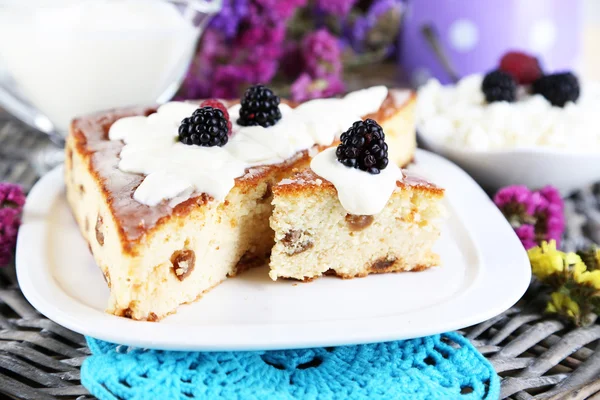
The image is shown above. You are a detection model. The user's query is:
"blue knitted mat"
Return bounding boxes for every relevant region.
[82,332,499,400]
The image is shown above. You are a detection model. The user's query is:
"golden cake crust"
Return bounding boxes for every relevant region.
[273,168,444,199]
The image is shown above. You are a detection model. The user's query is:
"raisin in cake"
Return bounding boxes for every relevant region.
[65,86,416,320]
[269,119,445,281]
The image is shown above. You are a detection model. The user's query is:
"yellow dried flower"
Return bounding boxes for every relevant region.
[565,252,586,272]
[546,292,581,319]
[528,241,565,280]
[529,241,600,326]
[577,246,600,272]
[574,270,600,290]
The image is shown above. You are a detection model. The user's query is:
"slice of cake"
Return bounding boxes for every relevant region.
[368,89,416,167]
[66,85,416,320]
[269,119,445,281]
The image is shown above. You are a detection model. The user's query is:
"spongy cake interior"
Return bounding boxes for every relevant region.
[269,170,445,281]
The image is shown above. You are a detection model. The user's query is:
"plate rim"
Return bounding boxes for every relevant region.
[16,149,531,351]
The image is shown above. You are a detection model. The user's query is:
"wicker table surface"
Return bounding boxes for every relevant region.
[1,111,599,400]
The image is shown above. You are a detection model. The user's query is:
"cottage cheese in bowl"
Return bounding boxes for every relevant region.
[416,75,600,194]
[417,74,600,152]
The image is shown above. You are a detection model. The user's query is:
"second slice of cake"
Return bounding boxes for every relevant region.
[269,119,445,281]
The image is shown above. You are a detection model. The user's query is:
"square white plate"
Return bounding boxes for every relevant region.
[16,149,530,351]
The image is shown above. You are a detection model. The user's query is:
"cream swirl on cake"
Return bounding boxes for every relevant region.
[310,148,402,215]
[310,118,402,216]
[109,102,247,206]
[109,86,389,206]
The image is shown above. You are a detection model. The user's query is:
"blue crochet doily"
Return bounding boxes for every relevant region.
[82,332,499,400]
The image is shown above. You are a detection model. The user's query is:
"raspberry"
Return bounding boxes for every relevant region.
[200,99,232,134]
[178,107,229,147]
[499,51,543,85]
[237,85,282,128]
[481,70,517,103]
[532,72,580,107]
[336,119,389,174]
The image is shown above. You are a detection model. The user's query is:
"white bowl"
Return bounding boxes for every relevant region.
[418,134,600,195]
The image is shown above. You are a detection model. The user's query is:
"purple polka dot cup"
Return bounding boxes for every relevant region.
[400,0,583,86]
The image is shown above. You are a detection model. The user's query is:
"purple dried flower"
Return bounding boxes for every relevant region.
[248,0,307,24]
[0,183,25,209]
[494,185,532,208]
[545,213,565,244]
[211,58,278,99]
[349,17,369,51]
[515,224,537,250]
[539,186,564,211]
[209,0,249,38]
[348,0,403,53]
[179,0,351,99]
[180,19,286,99]
[494,185,565,250]
[236,23,286,60]
[280,43,304,78]
[179,30,228,99]
[0,183,25,267]
[493,185,537,221]
[212,65,253,99]
[315,0,357,17]
[534,186,565,247]
[301,29,342,78]
[229,23,285,85]
[291,73,344,102]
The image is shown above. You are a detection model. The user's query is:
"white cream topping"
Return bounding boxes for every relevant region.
[417,74,600,151]
[109,102,247,206]
[226,103,316,165]
[343,85,389,116]
[109,86,389,206]
[310,148,403,215]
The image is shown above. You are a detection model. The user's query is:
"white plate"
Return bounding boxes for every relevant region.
[16,149,530,351]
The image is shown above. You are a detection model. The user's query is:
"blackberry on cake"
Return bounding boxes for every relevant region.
[532,72,580,107]
[336,119,389,174]
[178,106,229,147]
[200,99,232,134]
[482,70,517,103]
[237,84,282,127]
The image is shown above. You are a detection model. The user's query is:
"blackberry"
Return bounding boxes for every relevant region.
[336,119,389,174]
[178,107,229,147]
[532,72,580,107]
[200,99,232,134]
[481,70,517,103]
[237,84,282,127]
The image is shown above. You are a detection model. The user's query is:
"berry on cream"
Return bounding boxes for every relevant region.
[310,119,403,215]
[110,86,390,207]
